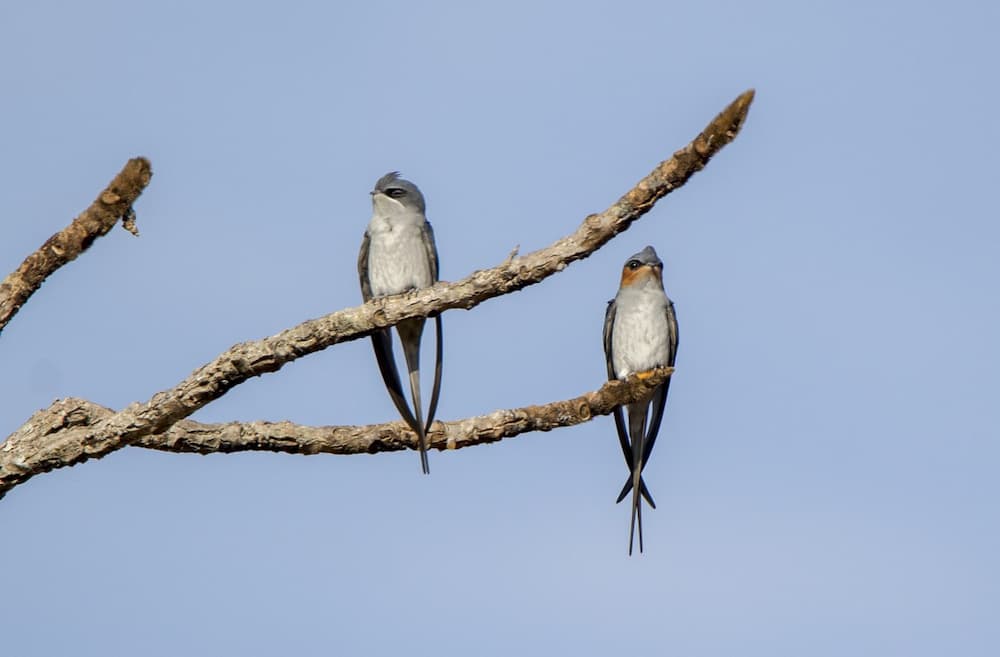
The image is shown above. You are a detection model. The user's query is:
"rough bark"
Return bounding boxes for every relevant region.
[0,157,152,334]
[0,90,754,500]
[0,369,669,493]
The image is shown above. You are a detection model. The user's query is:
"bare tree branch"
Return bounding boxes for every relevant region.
[1,369,671,494]
[1,89,753,500]
[0,157,153,334]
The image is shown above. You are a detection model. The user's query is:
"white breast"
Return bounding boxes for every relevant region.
[611,286,671,379]
[366,212,434,297]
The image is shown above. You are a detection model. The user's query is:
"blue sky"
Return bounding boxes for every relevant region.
[1,1,997,655]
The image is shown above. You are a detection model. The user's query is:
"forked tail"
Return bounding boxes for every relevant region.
[626,402,648,555]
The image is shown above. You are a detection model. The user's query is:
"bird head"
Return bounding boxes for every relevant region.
[619,245,664,288]
[370,171,426,215]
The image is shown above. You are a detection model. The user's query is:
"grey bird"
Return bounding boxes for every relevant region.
[603,245,679,555]
[358,172,443,474]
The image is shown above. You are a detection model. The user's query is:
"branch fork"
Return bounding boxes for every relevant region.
[0,91,754,499]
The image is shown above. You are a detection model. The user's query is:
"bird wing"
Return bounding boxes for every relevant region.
[358,229,421,431]
[421,219,440,282]
[641,298,679,467]
[603,298,632,465]
[424,314,443,433]
[357,230,374,302]
[418,219,443,436]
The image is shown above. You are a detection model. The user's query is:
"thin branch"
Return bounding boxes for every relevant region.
[1,90,754,499]
[0,157,153,334]
[1,369,671,494]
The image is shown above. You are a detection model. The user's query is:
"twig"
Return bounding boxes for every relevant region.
[0,157,152,334]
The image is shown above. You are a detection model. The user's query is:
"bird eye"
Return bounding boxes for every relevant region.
[386,188,407,199]
[627,260,641,270]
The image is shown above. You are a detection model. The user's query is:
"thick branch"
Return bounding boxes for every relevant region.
[1,369,671,493]
[0,157,152,334]
[1,90,753,499]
